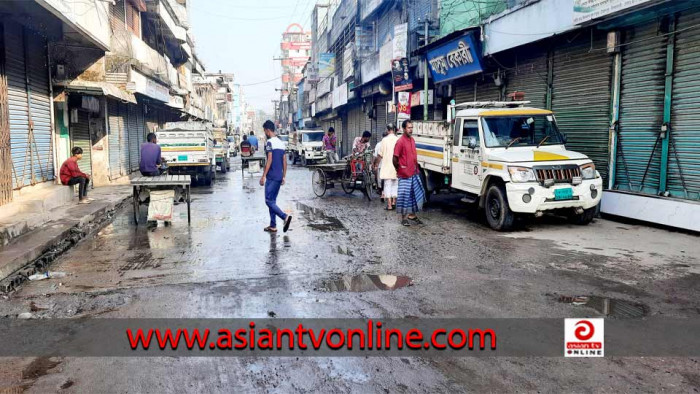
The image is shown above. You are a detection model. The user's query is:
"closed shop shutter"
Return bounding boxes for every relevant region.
[5,23,53,189]
[669,10,700,200]
[455,78,473,103]
[505,48,548,109]
[615,22,667,194]
[119,102,129,175]
[71,110,92,175]
[347,106,359,153]
[127,104,140,171]
[552,32,612,184]
[108,99,122,178]
[476,75,502,102]
[375,101,387,136]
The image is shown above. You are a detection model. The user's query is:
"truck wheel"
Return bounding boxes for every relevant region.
[204,171,213,186]
[301,155,308,166]
[569,206,597,225]
[484,184,515,231]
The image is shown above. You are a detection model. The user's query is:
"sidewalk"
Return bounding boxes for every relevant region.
[0,185,132,290]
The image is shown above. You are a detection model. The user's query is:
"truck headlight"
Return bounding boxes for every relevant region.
[508,167,536,183]
[580,163,596,179]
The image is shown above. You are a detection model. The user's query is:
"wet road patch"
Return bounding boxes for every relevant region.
[559,295,649,318]
[296,203,346,232]
[320,274,412,292]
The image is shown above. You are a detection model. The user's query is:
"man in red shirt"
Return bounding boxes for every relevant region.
[60,147,91,204]
[393,120,425,226]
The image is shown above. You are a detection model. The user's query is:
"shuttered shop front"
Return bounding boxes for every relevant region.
[108,99,126,178]
[71,110,92,175]
[127,104,141,172]
[669,10,700,200]
[505,48,548,109]
[551,32,612,183]
[4,22,53,189]
[614,22,667,195]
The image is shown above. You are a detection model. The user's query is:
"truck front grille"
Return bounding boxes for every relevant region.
[534,165,581,184]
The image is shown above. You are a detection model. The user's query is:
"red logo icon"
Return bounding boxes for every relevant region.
[574,320,595,341]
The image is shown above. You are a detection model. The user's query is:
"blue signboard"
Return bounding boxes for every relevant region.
[426,32,483,83]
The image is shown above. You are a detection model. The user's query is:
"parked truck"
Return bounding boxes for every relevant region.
[413,101,603,231]
[157,121,216,186]
[288,129,326,165]
[212,128,230,173]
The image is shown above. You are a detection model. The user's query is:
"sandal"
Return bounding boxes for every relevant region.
[264,226,278,232]
[409,217,423,225]
[283,215,293,233]
[401,219,410,227]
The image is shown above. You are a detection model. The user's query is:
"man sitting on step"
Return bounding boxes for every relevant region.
[59,147,92,204]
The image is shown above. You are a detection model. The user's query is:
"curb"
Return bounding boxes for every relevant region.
[0,195,131,293]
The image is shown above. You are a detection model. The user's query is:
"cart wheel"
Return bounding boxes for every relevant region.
[342,163,356,194]
[363,169,373,201]
[312,169,327,197]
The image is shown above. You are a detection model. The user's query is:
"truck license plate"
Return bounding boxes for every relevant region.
[178,155,188,161]
[554,187,573,200]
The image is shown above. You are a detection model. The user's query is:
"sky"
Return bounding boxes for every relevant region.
[189,0,317,114]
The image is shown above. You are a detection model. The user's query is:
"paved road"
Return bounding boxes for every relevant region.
[1,160,699,392]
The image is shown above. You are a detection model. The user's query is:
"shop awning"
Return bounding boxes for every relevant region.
[56,80,137,104]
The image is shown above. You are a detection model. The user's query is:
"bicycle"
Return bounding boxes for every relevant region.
[341,147,374,200]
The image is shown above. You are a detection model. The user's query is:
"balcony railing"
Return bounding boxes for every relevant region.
[131,34,170,85]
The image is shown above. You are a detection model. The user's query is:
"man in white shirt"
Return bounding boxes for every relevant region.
[375,123,399,210]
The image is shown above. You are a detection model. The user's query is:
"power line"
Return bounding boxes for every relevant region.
[238,76,281,86]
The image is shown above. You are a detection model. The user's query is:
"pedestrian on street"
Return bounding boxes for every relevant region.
[352,130,372,155]
[373,127,389,195]
[323,127,339,164]
[377,123,399,210]
[60,147,92,204]
[248,131,259,152]
[140,133,162,176]
[260,120,292,233]
[393,120,425,226]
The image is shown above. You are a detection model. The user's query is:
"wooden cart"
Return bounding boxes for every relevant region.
[131,175,192,224]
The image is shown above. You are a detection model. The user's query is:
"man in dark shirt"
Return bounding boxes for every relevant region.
[260,120,292,233]
[60,147,91,204]
[240,134,253,156]
[140,133,162,176]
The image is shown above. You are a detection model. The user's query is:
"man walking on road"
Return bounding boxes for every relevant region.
[376,123,399,210]
[260,120,292,233]
[393,120,425,226]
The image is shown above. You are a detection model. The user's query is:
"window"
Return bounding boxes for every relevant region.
[481,115,565,148]
[462,120,479,148]
[126,2,141,37]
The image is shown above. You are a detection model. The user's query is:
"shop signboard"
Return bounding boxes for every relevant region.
[397,92,411,123]
[426,32,482,84]
[319,53,336,78]
[573,0,654,24]
[392,57,412,92]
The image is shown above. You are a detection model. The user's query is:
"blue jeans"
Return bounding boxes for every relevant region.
[265,179,287,228]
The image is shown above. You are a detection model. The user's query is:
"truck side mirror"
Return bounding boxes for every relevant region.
[468,137,478,150]
[561,133,568,144]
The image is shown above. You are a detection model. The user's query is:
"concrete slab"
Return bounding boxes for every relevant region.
[0,186,131,282]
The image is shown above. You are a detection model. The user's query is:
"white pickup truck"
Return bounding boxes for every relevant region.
[413,101,603,231]
[157,121,216,186]
[288,129,326,165]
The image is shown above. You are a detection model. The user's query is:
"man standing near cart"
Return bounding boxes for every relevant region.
[393,120,425,226]
[260,120,292,233]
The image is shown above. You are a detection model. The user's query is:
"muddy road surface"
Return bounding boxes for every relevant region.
[1,160,699,392]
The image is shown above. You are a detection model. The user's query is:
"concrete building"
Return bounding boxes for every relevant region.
[279,23,311,130]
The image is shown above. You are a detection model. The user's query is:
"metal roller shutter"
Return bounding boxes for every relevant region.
[505,49,548,109]
[108,99,122,178]
[119,102,129,175]
[5,23,53,189]
[376,101,387,135]
[454,78,473,105]
[127,104,140,171]
[25,31,53,184]
[614,22,667,194]
[347,106,359,153]
[0,24,11,204]
[71,110,92,175]
[552,32,612,184]
[669,10,700,200]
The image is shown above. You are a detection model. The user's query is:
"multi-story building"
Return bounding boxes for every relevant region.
[279,23,311,130]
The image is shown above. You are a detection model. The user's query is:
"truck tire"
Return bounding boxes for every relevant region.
[204,170,213,186]
[569,205,597,225]
[484,184,515,231]
[301,154,308,166]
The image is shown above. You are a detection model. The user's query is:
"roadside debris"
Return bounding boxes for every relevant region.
[28,272,68,281]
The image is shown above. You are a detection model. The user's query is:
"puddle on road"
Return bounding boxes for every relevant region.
[321,274,412,292]
[559,295,648,318]
[22,357,62,379]
[296,203,346,232]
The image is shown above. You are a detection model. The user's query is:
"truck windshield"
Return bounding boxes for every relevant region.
[278,135,289,142]
[302,132,324,142]
[481,115,565,148]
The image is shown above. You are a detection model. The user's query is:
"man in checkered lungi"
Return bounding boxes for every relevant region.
[393,120,426,227]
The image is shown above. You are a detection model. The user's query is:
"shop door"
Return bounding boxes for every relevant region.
[551,32,613,184]
[669,10,700,200]
[615,22,667,195]
[127,104,140,172]
[5,22,53,189]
